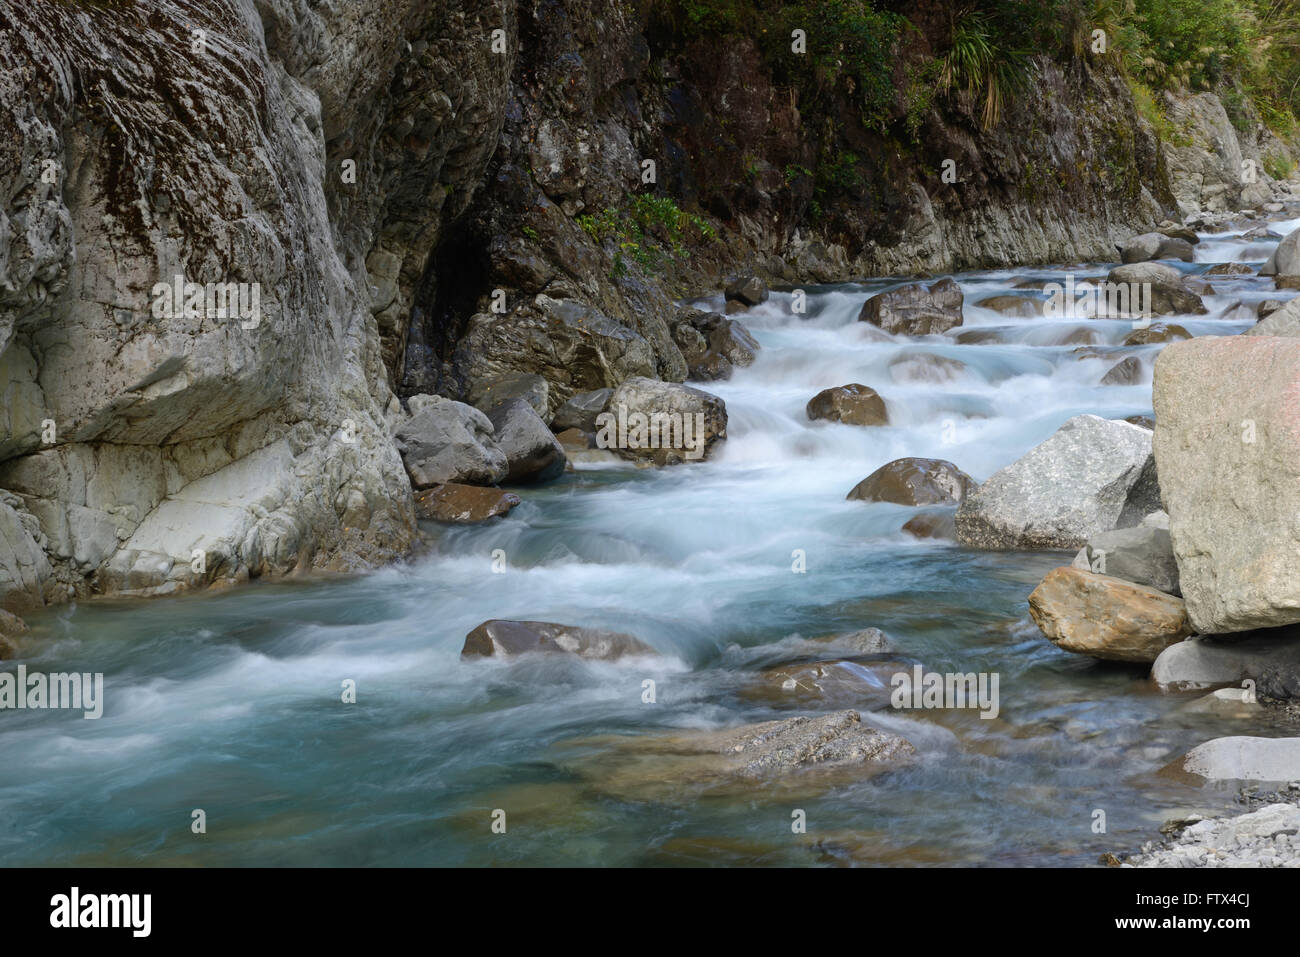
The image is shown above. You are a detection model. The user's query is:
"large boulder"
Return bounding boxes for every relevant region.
[1028,567,1193,663]
[597,377,727,464]
[0,497,53,612]
[1151,629,1300,697]
[462,620,656,660]
[1260,226,1300,282]
[395,395,508,488]
[467,373,549,419]
[1072,523,1180,596]
[806,384,888,426]
[858,279,964,336]
[1161,736,1300,785]
[847,458,974,506]
[1119,231,1195,264]
[724,275,769,307]
[955,415,1154,550]
[1154,337,1300,632]
[485,399,566,484]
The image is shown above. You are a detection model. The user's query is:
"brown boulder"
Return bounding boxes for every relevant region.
[847,458,975,506]
[806,384,888,426]
[902,510,957,539]
[858,279,964,336]
[1123,322,1191,346]
[1028,567,1193,663]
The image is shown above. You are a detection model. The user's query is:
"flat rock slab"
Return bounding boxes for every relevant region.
[413,484,520,523]
[1154,337,1300,632]
[1029,566,1193,663]
[1162,736,1300,785]
[462,619,655,660]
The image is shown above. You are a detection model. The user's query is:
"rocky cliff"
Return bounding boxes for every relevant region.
[0,0,1294,612]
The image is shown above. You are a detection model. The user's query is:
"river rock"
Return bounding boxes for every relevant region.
[670,308,759,381]
[1162,737,1300,785]
[1072,524,1180,596]
[1122,322,1190,346]
[847,458,975,506]
[974,295,1043,317]
[744,658,901,710]
[485,399,566,484]
[858,279,964,336]
[806,384,888,426]
[551,388,614,433]
[1256,298,1289,320]
[1243,295,1300,337]
[0,498,54,611]
[396,395,508,488]
[1154,337,1300,632]
[1101,356,1143,385]
[413,484,520,523]
[902,510,957,540]
[1028,566,1193,663]
[0,608,26,658]
[724,275,769,307]
[1260,226,1300,282]
[462,620,655,660]
[1119,231,1195,264]
[599,377,727,464]
[888,352,968,383]
[1126,802,1300,866]
[1204,262,1254,277]
[1106,263,1207,315]
[467,372,549,419]
[1151,629,1300,696]
[955,415,1154,550]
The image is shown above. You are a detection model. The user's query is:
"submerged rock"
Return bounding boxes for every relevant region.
[396,395,508,488]
[973,295,1043,317]
[806,384,888,426]
[462,620,655,660]
[847,458,974,506]
[956,415,1154,550]
[744,658,902,710]
[858,279,964,336]
[413,484,520,524]
[902,510,957,540]
[1028,566,1193,663]
[1154,337,1300,632]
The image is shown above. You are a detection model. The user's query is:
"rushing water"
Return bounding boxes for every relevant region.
[4,217,1300,867]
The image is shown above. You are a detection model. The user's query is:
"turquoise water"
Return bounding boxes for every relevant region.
[3,220,1298,866]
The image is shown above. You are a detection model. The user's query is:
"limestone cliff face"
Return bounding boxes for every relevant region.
[0,0,1293,611]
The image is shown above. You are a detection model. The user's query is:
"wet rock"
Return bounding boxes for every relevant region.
[1106,263,1208,316]
[1180,687,1262,719]
[396,395,509,489]
[1151,629,1300,695]
[1122,322,1190,346]
[599,377,727,464]
[462,620,655,660]
[565,710,915,802]
[847,458,975,506]
[485,399,566,484]
[902,510,957,540]
[974,295,1043,317]
[858,279,964,336]
[1161,737,1300,785]
[1101,356,1143,385]
[1260,226,1300,282]
[551,388,614,433]
[413,484,520,523]
[724,276,769,307]
[744,658,901,710]
[1154,337,1300,631]
[1119,231,1195,264]
[806,384,888,426]
[467,372,549,419]
[1028,567,1193,663]
[1126,802,1300,866]
[888,352,968,383]
[670,308,759,381]
[1072,524,1180,596]
[554,428,594,451]
[956,415,1154,550]
[1204,262,1254,277]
